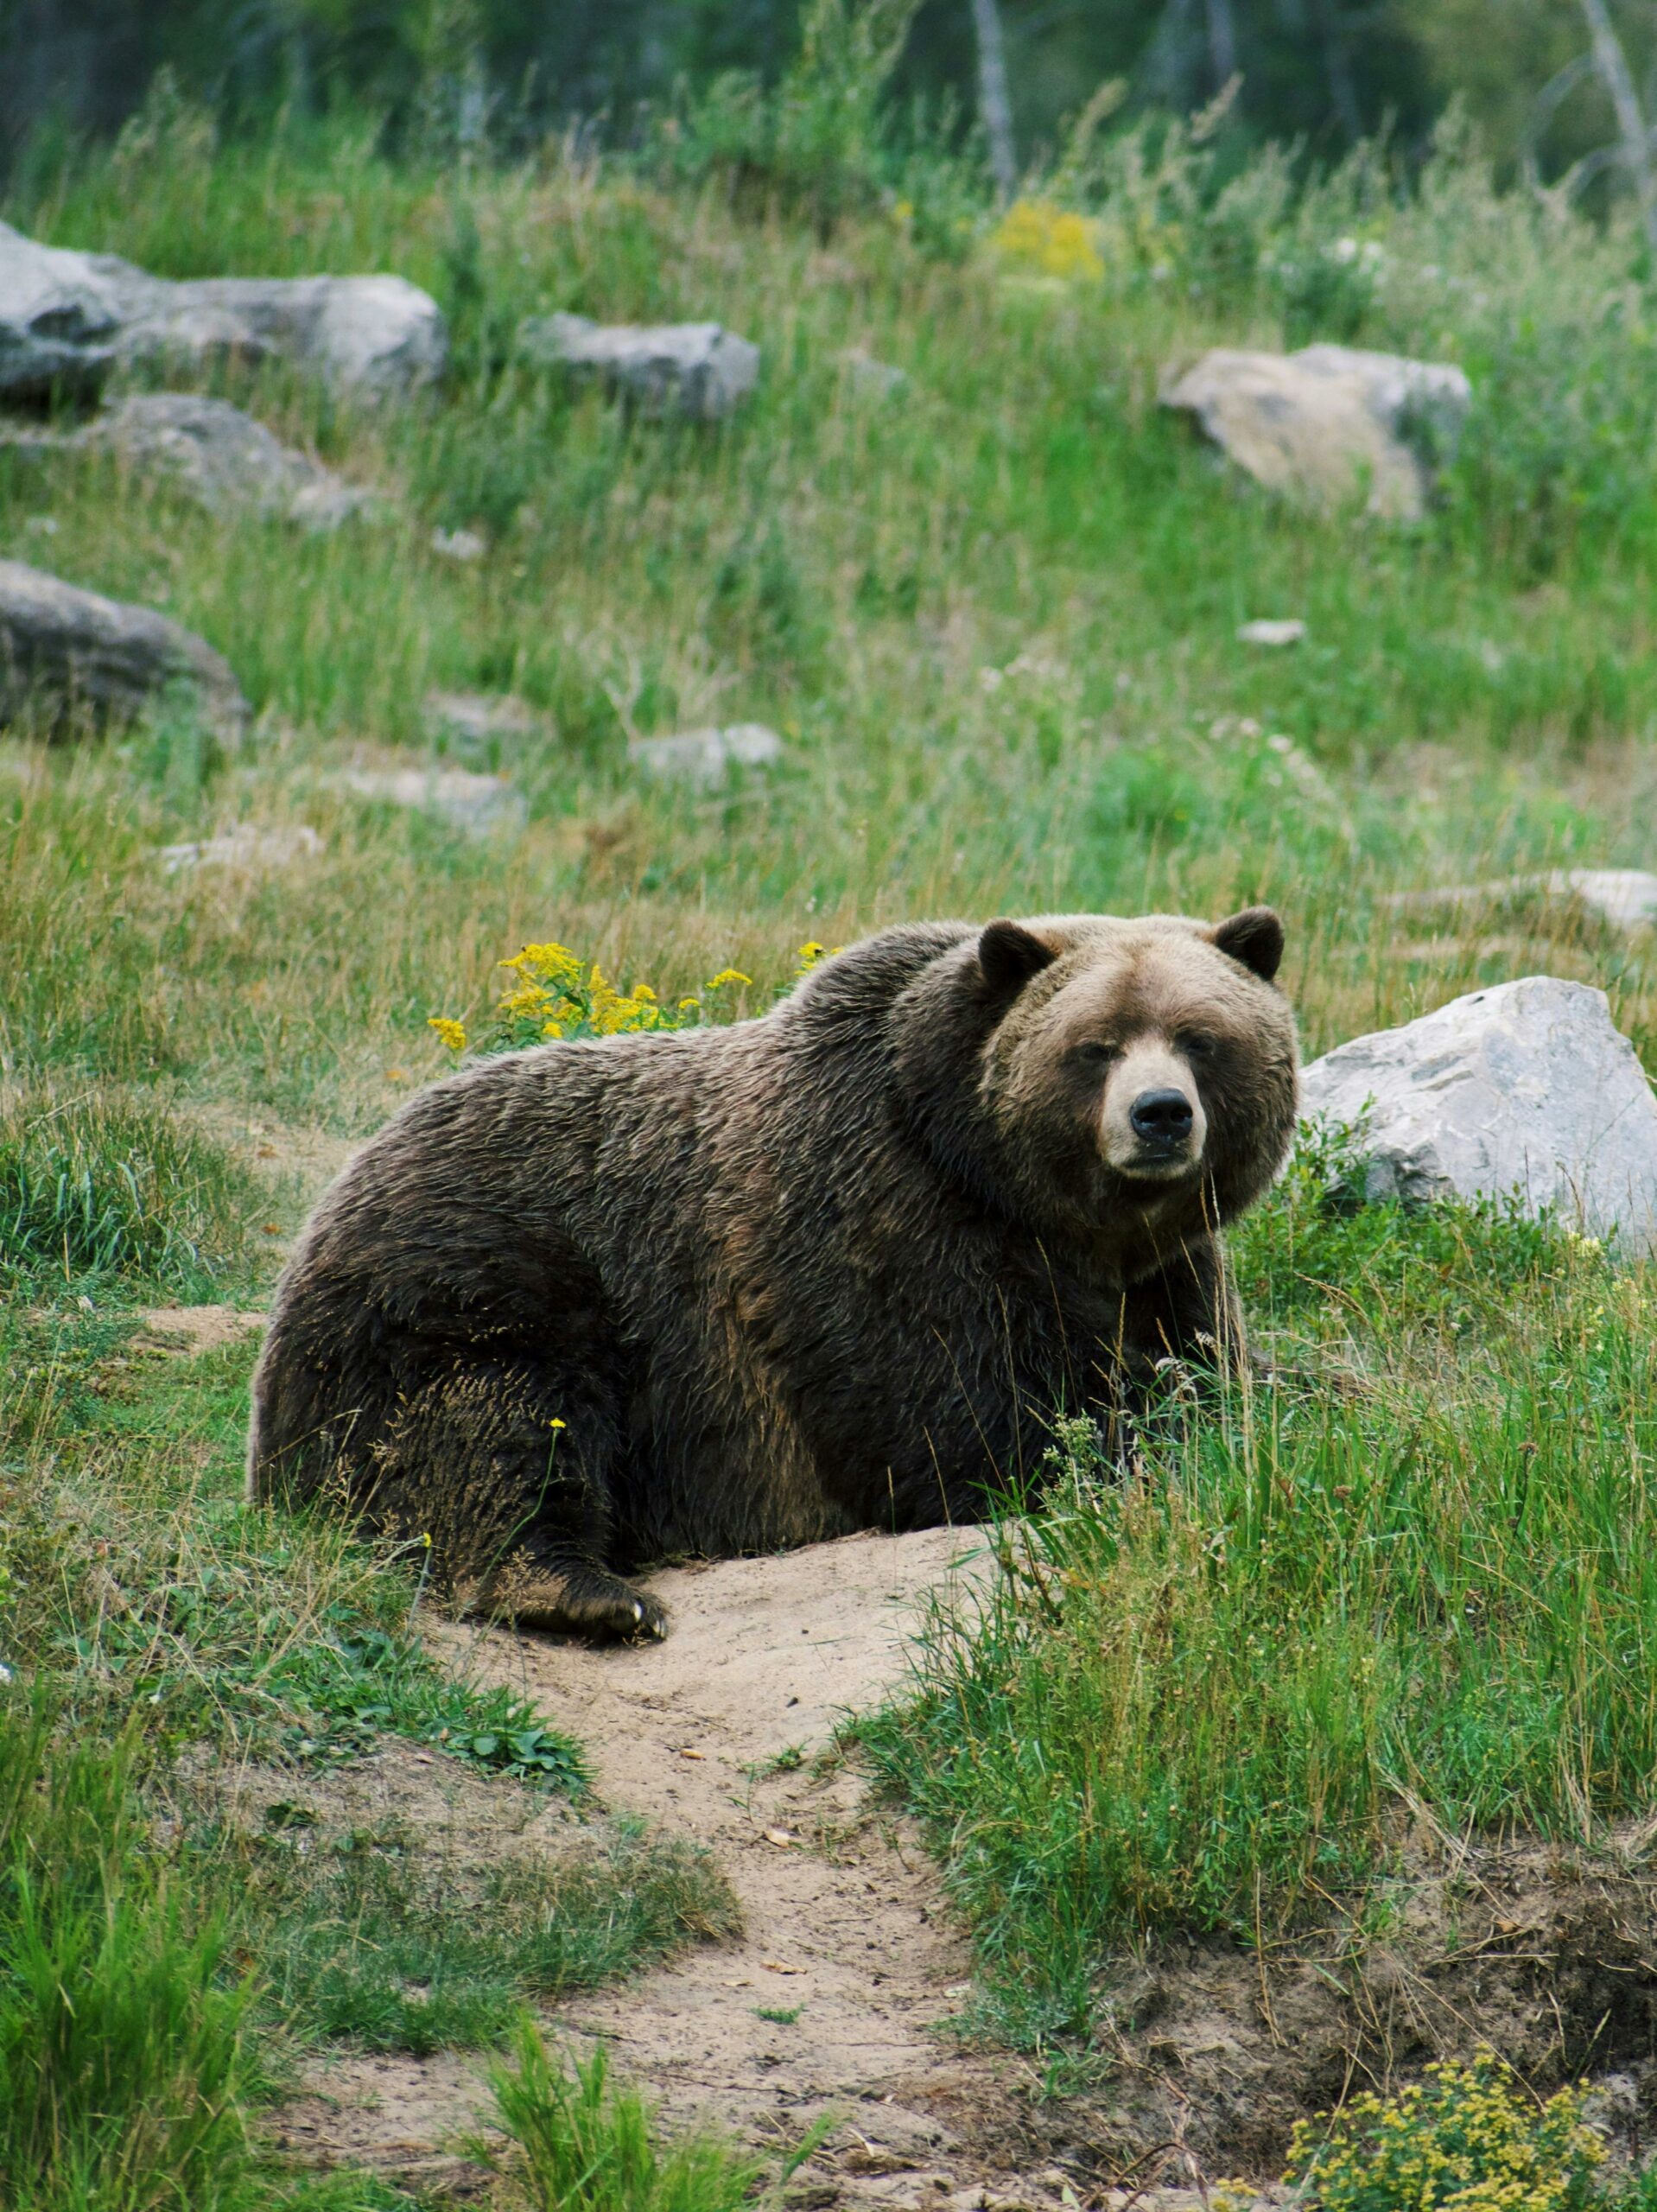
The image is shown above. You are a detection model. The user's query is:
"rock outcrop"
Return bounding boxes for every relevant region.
[1298,976,1657,1254]
[1163,343,1470,521]
[0,558,248,742]
[0,220,446,400]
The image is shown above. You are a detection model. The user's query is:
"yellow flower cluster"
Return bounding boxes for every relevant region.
[1286,2055,1603,2212]
[429,942,757,1059]
[990,198,1104,283]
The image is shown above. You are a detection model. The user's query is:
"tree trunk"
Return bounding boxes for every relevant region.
[1204,0,1238,87]
[970,0,1018,200]
[1577,0,1657,256]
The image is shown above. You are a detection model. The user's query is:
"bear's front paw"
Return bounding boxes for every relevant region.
[498,1561,670,1643]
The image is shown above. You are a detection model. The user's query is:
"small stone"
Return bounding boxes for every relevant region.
[422,689,543,757]
[431,526,486,563]
[628,722,784,786]
[1384,868,1657,932]
[521,310,760,421]
[159,824,324,875]
[1236,617,1306,646]
[1298,975,1657,1255]
[841,346,907,398]
[86,394,372,530]
[336,757,526,838]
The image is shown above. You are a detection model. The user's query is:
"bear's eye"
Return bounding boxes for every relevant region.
[1072,1040,1120,1071]
[1178,1030,1218,1058]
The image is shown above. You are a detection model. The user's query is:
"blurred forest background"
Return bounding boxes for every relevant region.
[8,0,1657,194]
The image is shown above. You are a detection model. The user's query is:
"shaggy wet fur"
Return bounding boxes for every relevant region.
[248,912,1298,1638]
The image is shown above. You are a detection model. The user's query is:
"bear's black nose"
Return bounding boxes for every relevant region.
[1130,1089,1195,1145]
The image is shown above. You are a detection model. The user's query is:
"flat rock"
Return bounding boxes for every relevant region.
[335,758,526,838]
[0,557,248,742]
[1387,869,1657,932]
[1298,975,1657,1253]
[0,219,445,400]
[1163,342,1470,521]
[422,689,543,759]
[628,721,784,785]
[159,823,324,874]
[521,310,760,421]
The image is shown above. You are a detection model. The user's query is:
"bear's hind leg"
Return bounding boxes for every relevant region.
[371,1357,667,1642]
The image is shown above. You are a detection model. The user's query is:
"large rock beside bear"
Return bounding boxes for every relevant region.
[249,908,1298,1639]
[1299,976,1657,1253]
[0,219,446,400]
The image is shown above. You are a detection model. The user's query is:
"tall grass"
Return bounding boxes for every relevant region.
[0,1700,257,2212]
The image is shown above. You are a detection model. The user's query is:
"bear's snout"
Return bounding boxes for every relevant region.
[1129,1088,1195,1147]
[1100,1038,1208,1179]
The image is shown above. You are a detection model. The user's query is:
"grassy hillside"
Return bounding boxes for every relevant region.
[6,61,1657,2205]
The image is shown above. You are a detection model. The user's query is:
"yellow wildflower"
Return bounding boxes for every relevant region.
[991,198,1104,283]
[705,969,752,990]
[427,1016,467,1053]
[541,1020,564,1039]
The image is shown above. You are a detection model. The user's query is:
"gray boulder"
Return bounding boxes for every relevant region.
[1162,343,1470,521]
[0,220,446,401]
[520,311,759,421]
[0,558,248,743]
[5,394,374,529]
[628,722,784,785]
[1298,975,1657,1254]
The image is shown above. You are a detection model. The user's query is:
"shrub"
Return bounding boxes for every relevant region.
[1285,2054,1603,2212]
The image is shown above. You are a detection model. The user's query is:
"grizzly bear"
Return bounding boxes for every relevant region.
[248,909,1297,1640]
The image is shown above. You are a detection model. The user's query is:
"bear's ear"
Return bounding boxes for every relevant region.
[977,919,1056,999]
[1211,906,1285,983]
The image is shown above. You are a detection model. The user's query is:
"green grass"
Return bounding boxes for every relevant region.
[472,2022,829,2212]
[0,1699,260,2212]
[0,1086,263,1300]
[257,1823,740,2056]
[860,1173,1657,2045]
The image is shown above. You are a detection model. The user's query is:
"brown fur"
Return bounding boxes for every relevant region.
[247,911,1298,1638]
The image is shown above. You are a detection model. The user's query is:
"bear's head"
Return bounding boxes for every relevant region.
[897,907,1298,1256]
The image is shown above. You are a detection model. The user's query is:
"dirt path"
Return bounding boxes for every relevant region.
[287,1529,1104,2207]
[444,1529,1076,2207]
